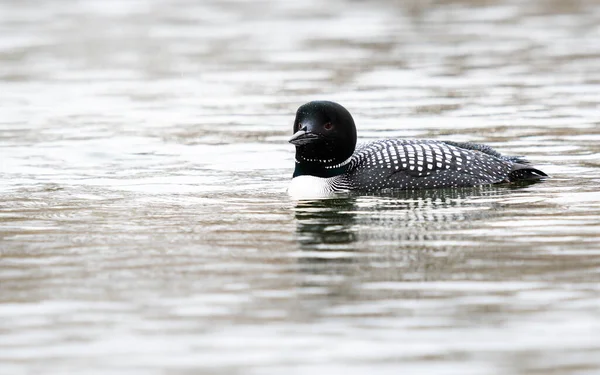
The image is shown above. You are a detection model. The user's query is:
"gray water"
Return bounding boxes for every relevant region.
[1,0,600,374]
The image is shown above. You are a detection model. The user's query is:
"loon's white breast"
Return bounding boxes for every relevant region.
[288,175,347,199]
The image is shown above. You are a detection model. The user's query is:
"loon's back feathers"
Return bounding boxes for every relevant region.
[288,101,548,194]
[341,139,545,191]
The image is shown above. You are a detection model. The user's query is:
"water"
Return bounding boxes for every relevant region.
[1,0,600,374]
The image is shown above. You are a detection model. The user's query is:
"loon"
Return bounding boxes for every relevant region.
[288,101,547,196]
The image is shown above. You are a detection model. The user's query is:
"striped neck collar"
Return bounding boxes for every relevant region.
[293,156,352,178]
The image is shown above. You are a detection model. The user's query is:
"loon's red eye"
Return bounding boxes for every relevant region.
[324,122,333,130]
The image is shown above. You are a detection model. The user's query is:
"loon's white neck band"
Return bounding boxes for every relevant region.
[325,156,352,170]
[294,156,352,170]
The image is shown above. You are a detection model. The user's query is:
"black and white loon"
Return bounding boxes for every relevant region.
[288,101,547,197]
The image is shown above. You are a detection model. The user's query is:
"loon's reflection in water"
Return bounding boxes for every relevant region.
[292,184,538,282]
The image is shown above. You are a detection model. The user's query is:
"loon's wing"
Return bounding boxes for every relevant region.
[442,141,528,164]
[442,141,547,180]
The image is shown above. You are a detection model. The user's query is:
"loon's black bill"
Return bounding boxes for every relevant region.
[289,130,321,146]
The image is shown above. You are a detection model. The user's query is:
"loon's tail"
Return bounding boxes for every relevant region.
[508,164,548,182]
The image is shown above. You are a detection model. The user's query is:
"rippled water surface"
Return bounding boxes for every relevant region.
[1,0,600,374]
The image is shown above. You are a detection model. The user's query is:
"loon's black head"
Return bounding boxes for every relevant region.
[289,101,357,178]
